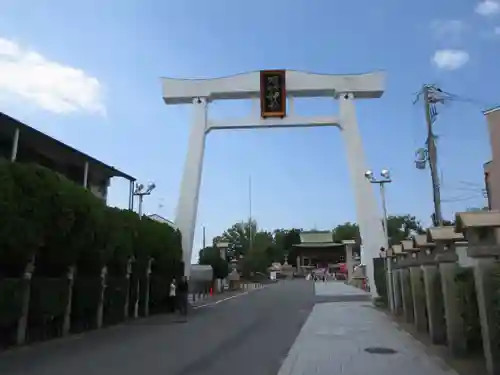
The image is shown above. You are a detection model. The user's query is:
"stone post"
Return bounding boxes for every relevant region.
[96,266,107,329]
[415,234,446,345]
[62,265,76,336]
[16,256,35,345]
[143,258,154,317]
[385,247,395,312]
[343,240,356,282]
[428,226,467,356]
[456,210,500,375]
[403,238,428,333]
[398,247,414,324]
[123,258,133,319]
[133,261,140,318]
[390,244,404,315]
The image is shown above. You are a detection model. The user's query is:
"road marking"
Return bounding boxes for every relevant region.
[193,284,269,309]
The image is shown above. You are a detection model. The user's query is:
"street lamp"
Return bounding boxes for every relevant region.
[365,169,394,311]
[365,169,392,248]
[133,182,156,218]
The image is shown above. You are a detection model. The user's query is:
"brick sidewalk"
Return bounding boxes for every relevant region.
[276,282,458,375]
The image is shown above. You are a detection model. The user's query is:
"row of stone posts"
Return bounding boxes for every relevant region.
[14,257,153,346]
[385,210,500,375]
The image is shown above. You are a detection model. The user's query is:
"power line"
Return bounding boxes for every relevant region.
[413,85,494,222]
[441,194,485,203]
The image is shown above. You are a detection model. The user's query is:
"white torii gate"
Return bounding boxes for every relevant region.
[161,70,386,297]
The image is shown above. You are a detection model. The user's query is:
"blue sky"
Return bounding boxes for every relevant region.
[1,0,499,262]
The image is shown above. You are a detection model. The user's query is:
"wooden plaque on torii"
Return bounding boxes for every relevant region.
[260,70,286,118]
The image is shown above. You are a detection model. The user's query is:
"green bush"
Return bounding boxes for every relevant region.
[0,278,24,326]
[149,275,171,313]
[29,278,69,319]
[373,258,388,303]
[103,277,128,326]
[70,277,103,332]
[487,264,500,355]
[0,161,183,339]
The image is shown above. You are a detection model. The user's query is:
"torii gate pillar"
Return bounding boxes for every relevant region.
[162,70,387,297]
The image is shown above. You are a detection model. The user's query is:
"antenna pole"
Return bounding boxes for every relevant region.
[248,175,253,253]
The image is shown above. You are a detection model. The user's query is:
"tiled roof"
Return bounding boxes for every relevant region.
[294,242,344,248]
[391,244,403,254]
[400,239,417,252]
[426,226,464,242]
[413,234,434,248]
[455,210,500,232]
[299,231,334,243]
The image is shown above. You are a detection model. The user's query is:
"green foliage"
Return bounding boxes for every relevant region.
[204,214,427,277]
[331,216,424,247]
[0,161,183,338]
[487,264,500,355]
[149,275,171,313]
[373,258,388,303]
[103,277,128,325]
[333,222,360,243]
[198,246,229,279]
[432,270,446,327]
[139,217,182,274]
[277,229,302,265]
[455,267,482,352]
[29,278,70,318]
[0,279,24,326]
[0,162,183,276]
[386,215,425,246]
[208,222,302,276]
[70,277,102,332]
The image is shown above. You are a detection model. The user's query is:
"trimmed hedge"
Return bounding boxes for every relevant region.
[373,258,388,303]
[0,161,183,345]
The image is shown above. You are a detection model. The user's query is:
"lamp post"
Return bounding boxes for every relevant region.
[365,169,394,311]
[133,182,156,219]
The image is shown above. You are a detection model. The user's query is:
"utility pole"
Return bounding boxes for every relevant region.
[423,85,443,226]
[133,182,156,220]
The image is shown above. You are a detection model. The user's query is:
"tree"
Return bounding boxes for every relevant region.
[332,222,360,243]
[331,216,425,249]
[198,246,229,279]
[275,229,302,266]
[386,214,425,246]
[213,220,257,259]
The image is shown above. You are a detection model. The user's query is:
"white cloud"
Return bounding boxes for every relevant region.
[0,37,105,115]
[432,49,470,70]
[430,20,466,42]
[475,0,500,16]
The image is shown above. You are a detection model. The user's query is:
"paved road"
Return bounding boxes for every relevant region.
[0,280,315,375]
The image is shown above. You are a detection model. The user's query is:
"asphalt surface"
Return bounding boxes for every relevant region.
[0,280,315,375]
